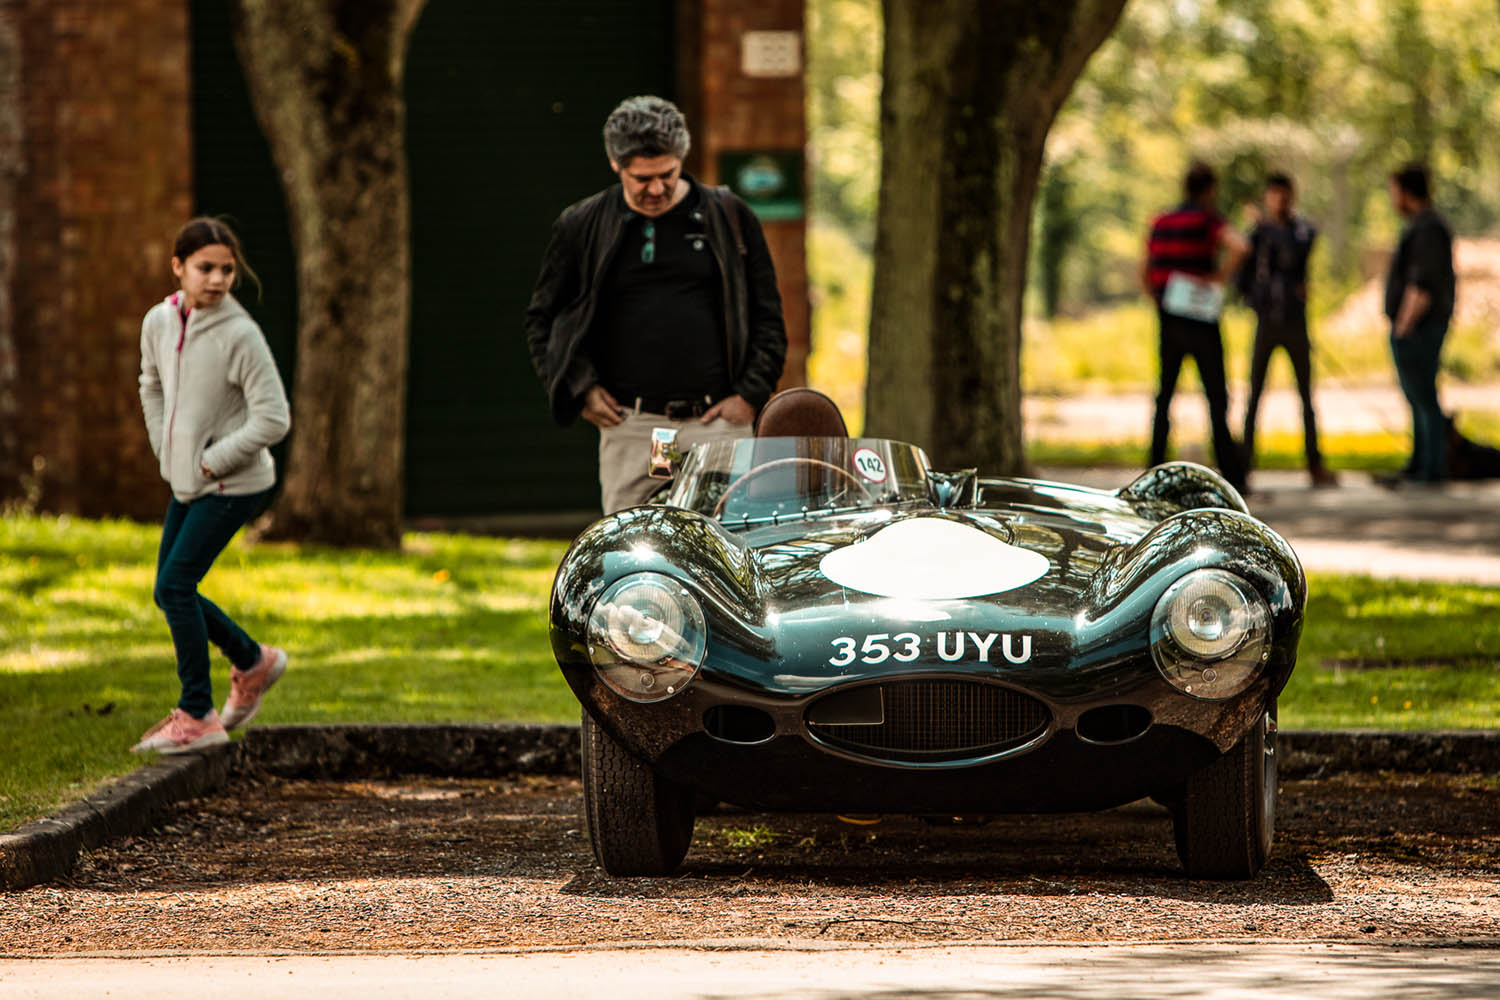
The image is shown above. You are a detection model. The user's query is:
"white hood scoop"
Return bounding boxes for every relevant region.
[819,517,1050,600]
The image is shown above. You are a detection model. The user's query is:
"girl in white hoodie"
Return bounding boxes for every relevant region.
[133,218,292,754]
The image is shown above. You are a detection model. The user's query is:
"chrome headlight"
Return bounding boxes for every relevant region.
[587,573,707,702]
[1151,569,1271,700]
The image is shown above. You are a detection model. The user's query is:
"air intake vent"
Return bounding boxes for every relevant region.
[805,679,1050,764]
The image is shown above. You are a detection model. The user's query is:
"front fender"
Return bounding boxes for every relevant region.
[550,504,770,679]
[1081,507,1306,698]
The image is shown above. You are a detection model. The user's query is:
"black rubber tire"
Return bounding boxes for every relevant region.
[580,710,696,876]
[1172,705,1277,879]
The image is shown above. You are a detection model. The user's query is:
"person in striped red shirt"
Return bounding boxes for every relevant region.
[1141,162,1249,492]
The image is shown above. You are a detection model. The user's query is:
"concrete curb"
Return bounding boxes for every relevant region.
[0,749,234,892]
[237,723,581,779]
[1281,729,1500,777]
[3,725,1496,892]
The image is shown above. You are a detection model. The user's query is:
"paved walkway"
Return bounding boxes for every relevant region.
[1034,465,1500,585]
[1025,382,1500,442]
[1028,381,1500,585]
[3,944,1497,999]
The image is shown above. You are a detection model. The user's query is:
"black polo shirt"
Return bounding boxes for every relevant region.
[589,186,731,405]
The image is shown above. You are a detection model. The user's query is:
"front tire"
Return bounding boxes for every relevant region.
[1172,705,1277,879]
[581,710,695,876]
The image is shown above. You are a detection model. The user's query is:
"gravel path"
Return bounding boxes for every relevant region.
[2,771,1496,953]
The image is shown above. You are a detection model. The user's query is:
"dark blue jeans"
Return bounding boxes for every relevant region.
[1151,311,1246,491]
[154,489,271,718]
[1390,319,1448,482]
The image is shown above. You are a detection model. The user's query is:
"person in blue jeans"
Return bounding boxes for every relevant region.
[133,218,292,754]
[1384,164,1456,485]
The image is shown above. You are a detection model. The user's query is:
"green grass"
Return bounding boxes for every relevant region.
[1026,430,1410,474]
[719,824,783,848]
[0,514,571,830]
[1284,573,1500,731]
[1025,301,1500,397]
[2,516,1497,831]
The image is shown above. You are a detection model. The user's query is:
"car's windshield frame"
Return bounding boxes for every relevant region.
[664,436,933,525]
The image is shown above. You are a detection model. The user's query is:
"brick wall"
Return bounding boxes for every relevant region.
[686,0,810,390]
[6,0,191,519]
[0,0,806,519]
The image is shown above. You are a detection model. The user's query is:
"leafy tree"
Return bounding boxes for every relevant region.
[1048,0,1500,307]
[1037,162,1081,319]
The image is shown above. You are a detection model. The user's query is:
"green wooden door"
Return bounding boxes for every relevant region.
[404,0,676,516]
[190,1,299,478]
[192,0,676,519]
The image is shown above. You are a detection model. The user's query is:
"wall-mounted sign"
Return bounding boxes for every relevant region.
[717,150,804,222]
[741,31,801,78]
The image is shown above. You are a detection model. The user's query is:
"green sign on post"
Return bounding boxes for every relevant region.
[717,150,804,221]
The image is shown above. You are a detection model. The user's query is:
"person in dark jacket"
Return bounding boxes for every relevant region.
[524,95,787,513]
[1384,163,1456,484]
[1238,172,1337,488]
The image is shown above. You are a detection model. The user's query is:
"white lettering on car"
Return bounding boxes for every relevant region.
[1003,633,1032,664]
[967,631,997,662]
[830,631,1034,666]
[937,631,965,661]
[893,632,921,662]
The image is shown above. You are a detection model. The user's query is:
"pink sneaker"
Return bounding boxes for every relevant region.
[221,645,288,730]
[131,708,229,755]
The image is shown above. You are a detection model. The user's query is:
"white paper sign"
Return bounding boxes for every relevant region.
[1161,272,1224,323]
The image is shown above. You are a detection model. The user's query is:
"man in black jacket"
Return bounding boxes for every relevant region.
[1384,163,1456,484]
[525,95,787,513]
[1238,172,1336,488]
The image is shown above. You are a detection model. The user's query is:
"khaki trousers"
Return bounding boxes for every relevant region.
[598,410,750,514]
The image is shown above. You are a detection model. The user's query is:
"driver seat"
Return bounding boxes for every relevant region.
[753,387,848,438]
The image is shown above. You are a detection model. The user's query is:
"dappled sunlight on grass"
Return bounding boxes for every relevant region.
[1281,662,1499,730]
[1,513,572,829]
[1302,573,1500,663]
[0,647,98,672]
[1286,573,1500,730]
[3,516,1497,831]
[1026,430,1412,473]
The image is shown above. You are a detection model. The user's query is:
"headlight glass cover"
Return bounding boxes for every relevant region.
[1151,569,1271,700]
[587,573,707,702]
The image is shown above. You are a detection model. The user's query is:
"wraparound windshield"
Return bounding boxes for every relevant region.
[665,437,932,523]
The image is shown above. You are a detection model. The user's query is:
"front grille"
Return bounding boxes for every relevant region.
[805,678,1051,764]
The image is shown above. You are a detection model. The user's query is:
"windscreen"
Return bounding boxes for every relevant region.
[665,437,932,524]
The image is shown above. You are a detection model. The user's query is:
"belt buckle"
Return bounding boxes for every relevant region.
[664,399,695,421]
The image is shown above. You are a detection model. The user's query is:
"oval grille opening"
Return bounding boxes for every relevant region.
[805,679,1050,763]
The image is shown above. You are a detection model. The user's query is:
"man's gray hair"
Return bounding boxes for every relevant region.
[603,95,691,165]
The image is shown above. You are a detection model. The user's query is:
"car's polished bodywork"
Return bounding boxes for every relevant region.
[551,438,1304,818]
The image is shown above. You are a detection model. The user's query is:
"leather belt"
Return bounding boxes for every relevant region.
[633,394,719,420]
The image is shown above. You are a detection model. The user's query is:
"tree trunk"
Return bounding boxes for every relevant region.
[231,0,425,547]
[866,0,1126,473]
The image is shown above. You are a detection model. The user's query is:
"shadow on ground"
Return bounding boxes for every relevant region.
[3,771,1494,952]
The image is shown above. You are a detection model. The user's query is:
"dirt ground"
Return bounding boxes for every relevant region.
[2,771,1497,953]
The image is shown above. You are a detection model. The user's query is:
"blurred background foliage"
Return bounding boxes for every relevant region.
[806,0,1500,431]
